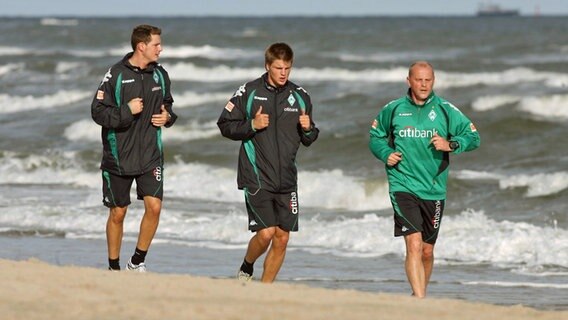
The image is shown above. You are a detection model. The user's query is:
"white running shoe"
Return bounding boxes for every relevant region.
[237,270,252,282]
[126,259,147,273]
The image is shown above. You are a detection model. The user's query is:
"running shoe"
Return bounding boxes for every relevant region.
[126,258,147,273]
[237,270,252,282]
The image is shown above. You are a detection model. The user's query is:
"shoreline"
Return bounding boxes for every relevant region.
[2,234,567,312]
[2,258,567,320]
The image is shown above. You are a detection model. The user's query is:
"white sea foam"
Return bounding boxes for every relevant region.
[40,18,78,26]
[0,90,92,114]
[471,94,568,119]
[240,28,261,38]
[63,120,99,142]
[434,68,560,89]
[454,170,503,181]
[455,170,568,197]
[471,95,519,111]
[517,94,568,120]
[166,63,567,90]
[0,152,391,211]
[333,48,465,63]
[163,120,221,141]
[167,62,264,82]
[165,160,392,211]
[437,209,568,269]
[0,47,29,56]
[167,62,407,83]
[64,119,221,142]
[462,281,568,289]
[3,202,567,271]
[162,45,259,60]
[174,90,229,108]
[0,151,98,188]
[0,63,24,76]
[63,44,259,60]
[55,61,83,74]
[504,53,568,65]
[499,172,568,197]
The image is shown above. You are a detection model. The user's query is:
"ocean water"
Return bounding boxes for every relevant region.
[0,16,567,310]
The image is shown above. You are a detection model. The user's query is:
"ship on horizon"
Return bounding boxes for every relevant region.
[477,3,520,17]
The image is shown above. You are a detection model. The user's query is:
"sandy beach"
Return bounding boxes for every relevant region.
[1,259,566,320]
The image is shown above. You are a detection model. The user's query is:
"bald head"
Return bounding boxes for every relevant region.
[406,61,435,105]
[408,61,434,77]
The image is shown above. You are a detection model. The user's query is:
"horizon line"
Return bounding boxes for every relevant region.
[1,13,566,18]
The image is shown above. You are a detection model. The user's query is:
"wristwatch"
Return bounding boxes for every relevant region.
[449,140,459,151]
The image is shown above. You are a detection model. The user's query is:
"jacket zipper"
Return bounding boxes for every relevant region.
[274,90,281,192]
[138,71,145,174]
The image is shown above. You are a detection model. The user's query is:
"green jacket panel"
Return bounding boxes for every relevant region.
[369,91,480,200]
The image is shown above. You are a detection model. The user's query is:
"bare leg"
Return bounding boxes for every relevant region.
[261,227,290,283]
[135,196,162,251]
[106,206,128,260]
[244,227,276,266]
[422,242,435,290]
[404,232,426,298]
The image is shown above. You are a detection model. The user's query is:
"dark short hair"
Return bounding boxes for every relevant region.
[131,25,161,50]
[265,42,294,65]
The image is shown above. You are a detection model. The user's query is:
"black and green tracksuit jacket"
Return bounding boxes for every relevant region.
[91,53,177,176]
[217,73,319,193]
[369,91,480,200]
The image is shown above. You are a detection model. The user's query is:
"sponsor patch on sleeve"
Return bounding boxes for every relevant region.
[96,90,104,100]
[470,123,477,132]
[371,119,378,129]
[225,101,235,112]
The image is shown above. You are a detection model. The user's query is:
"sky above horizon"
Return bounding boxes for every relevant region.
[3,0,567,16]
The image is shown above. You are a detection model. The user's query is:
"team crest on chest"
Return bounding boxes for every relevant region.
[428,110,437,121]
[287,94,296,106]
[153,72,159,84]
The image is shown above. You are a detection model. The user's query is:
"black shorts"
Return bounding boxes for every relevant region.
[101,167,163,208]
[390,192,444,244]
[244,188,299,232]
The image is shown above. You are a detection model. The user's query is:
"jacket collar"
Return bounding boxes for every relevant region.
[122,52,157,73]
[262,73,287,93]
[405,89,437,107]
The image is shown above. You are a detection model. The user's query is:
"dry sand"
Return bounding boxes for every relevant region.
[1,259,566,320]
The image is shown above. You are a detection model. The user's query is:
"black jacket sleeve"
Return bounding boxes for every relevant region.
[298,89,319,147]
[91,67,134,129]
[160,67,177,128]
[217,85,256,141]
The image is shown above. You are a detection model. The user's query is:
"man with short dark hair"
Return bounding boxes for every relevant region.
[92,24,177,272]
[218,42,319,282]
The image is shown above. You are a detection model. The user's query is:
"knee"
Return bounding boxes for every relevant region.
[406,237,423,256]
[257,228,276,245]
[109,207,127,224]
[272,230,290,249]
[422,246,434,261]
[144,198,162,217]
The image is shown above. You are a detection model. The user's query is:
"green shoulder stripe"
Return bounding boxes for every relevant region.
[108,72,122,174]
[243,89,260,188]
[115,72,122,106]
[292,91,306,113]
[246,89,256,119]
[154,68,166,97]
